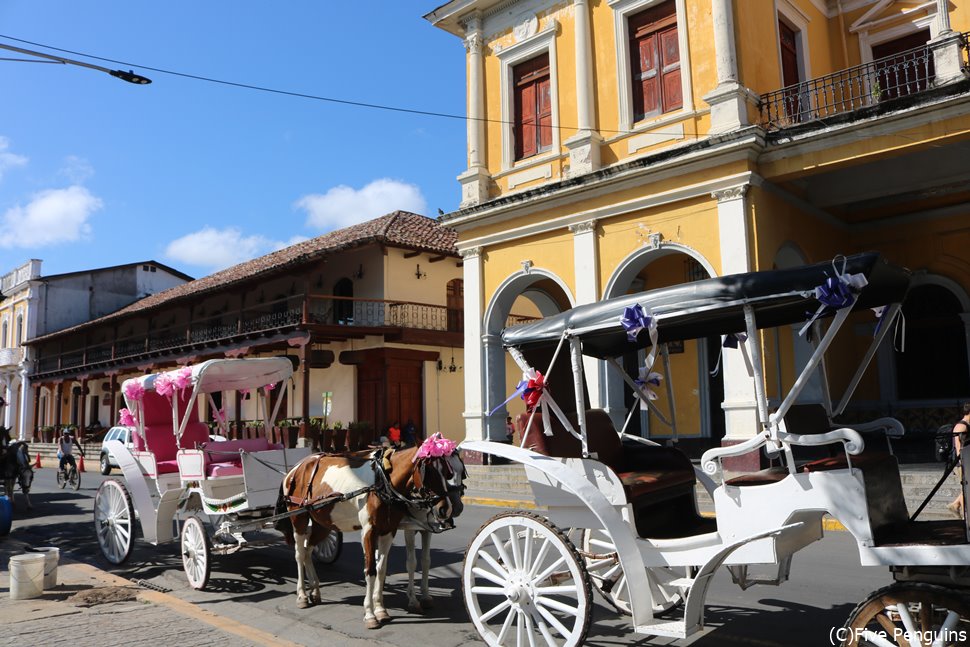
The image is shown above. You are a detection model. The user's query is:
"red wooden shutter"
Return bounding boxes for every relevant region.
[629,0,680,121]
[513,54,551,160]
[659,25,681,112]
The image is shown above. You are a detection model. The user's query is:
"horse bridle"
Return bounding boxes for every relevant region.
[371,448,466,515]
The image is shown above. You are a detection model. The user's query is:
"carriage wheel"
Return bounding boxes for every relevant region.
[94,479,135,565]
[842,582,970,646]
[463,511,592,647]
[581,528,688,615]
[181,516,212,590]
[312,529,343,565]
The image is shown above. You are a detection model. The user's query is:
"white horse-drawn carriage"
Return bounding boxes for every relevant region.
[93,357,341,588]
[462,253,970,646]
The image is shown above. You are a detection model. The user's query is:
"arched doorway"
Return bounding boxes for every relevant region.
[603,244,723,452]
[894,280,970,401]
[481,269,574,440]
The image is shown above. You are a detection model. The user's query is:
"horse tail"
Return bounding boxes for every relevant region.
[274,484,295,545]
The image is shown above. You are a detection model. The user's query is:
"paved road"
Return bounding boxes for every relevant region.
[2,467,892,646]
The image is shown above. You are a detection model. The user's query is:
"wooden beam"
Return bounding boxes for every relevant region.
[428,255,447,263]
[403,250,422,259]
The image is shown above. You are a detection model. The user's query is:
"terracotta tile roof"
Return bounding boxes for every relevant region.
[28,211,457,343]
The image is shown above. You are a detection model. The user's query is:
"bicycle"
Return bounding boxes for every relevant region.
[56,459,81,491]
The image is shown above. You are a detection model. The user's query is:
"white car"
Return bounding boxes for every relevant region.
[99,425,135,475]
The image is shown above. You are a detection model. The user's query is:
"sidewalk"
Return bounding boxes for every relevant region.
[0,539,382,647]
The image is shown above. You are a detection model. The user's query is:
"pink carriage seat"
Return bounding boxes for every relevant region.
[138,385,210,474]
[201,437,283,478]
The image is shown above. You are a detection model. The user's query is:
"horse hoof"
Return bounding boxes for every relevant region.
[376,610,391,624]
[408,601,424,614]
[297,598,311,609]
[365,617,381,630]
[420,597,434,611]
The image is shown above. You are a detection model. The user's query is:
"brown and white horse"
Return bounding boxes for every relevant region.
[276,442,465,628]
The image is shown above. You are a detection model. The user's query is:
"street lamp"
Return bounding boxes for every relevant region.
[0,42,151,84]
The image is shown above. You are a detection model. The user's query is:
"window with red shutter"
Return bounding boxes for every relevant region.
[629,1,681,122]
[513,53,552,161]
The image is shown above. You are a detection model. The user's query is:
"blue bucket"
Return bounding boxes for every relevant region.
[0,495,12,536]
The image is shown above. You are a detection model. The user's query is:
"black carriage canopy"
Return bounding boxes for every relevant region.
[502,252,911,360]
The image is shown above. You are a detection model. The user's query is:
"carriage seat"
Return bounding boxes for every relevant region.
[201,438,283,478]
[137,422,210,474]
[518,410,696,503]
[725,404,895,487]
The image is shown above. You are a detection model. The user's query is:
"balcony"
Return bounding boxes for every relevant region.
[0,347,23,369]
[759,33,970,132]
[32,295,465,377]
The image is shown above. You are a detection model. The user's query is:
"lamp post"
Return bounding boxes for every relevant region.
[0,42,151,84]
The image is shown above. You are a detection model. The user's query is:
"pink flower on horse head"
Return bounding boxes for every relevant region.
[123,381,145,402]
[173,366,193,390]
[414,432,458,462]
[264,383,276,393]
[119,408,138,427]
[154,372,175,398]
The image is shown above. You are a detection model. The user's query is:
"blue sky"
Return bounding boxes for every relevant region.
[0,2,466,279]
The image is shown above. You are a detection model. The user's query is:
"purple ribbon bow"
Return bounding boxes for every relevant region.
[620,304,652,343]
[815,276,854,309]
[489,379,529,416]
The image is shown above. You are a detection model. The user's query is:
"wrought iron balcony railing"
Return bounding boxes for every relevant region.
[760,32,969,131]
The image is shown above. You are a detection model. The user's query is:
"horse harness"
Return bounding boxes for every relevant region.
[284,448,464,515]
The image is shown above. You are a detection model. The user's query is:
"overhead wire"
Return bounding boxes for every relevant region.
[0,33,703,140]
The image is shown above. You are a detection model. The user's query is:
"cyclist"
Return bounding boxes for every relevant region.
[57,429,84,474]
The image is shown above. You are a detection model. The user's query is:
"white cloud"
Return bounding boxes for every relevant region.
[0,136,28,181]
[294,178,427,231]
[0,185,102,248]
[164,227,301,271]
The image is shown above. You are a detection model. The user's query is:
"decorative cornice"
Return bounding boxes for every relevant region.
[568,219,597,234]
[711,185,749,202]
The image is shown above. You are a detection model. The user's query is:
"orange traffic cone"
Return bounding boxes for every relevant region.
[78,455,85,473]
[34,453,42,469]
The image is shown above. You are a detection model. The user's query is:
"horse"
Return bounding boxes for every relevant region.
[1,441,34,509]
[276,436,466,629]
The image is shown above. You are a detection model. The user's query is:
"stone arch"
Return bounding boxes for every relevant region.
[890,272,970,403]
[602,243,722,447]
[480,268,575,439]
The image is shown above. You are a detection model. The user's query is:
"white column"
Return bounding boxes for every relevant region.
[17,367,31,441]
[565,0,601,176]
[930,1,967,86]
[703,0,752,134]
[714,185,759,440]
[458,13,492,207]
[4,376,16,429]
[461,247,486,441]
[570,219,604,407]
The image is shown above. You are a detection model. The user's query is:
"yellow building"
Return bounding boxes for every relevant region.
[0,261,37,440]
[427,0,970,463]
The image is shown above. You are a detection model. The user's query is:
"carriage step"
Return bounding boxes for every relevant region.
[634,619,689,639]
[668,577,694,588]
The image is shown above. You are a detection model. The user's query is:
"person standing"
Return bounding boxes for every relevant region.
[948,402,970,518]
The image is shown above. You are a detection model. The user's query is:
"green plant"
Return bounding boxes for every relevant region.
[332,421,343,430]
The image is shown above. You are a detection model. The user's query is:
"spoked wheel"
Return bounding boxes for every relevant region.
[581,528,689,615]
[312,529,343,565]
[181,516,212,590]
[842,582,970,646]
[69,467,81,491]
[463,511,592,647]
[56,469,67,489]
[94,479,135,564]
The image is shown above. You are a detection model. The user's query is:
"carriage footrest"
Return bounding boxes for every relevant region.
[634,619,689,639]
[727,555,793,590]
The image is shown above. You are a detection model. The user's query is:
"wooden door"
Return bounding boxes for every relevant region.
[779,20,802,122]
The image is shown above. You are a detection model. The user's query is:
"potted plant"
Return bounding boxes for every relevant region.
[332,421,346,452]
